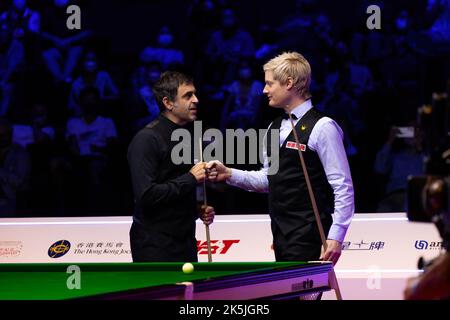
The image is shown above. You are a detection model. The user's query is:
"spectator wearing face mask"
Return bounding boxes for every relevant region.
[139,26,184,70]
[220,60,263,131]
[68,50,119,116]
[40,0,91,84]
[130,62,162,133]
[205,7,255,87]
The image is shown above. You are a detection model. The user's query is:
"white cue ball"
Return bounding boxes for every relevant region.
[182,263,194,274]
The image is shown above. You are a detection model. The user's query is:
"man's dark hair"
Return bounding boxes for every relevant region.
[152,71,193,112]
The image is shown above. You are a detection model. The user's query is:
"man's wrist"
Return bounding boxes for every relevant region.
[226,167,232,179]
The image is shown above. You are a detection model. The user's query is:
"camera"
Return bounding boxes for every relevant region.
[407,175,449,250]
[407,176,449,222]
[394,126,415,138]
[407,85,450,252]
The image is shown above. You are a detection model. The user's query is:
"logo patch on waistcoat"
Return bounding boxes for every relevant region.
[286,141,306,151]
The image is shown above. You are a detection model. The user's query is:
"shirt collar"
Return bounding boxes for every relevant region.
[159,113,182,130]
[287,99,313,121]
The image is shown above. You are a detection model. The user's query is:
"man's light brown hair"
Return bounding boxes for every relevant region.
[263,52,312,99]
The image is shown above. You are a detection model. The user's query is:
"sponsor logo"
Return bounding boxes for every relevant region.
[286,141,306,151]
[414,240,443,250]
[292,279,314,291]
[48,240,71,258]
[72,241,131,256]
[0,241,23,258]
[197,240,240,255]
[342,240,385,251]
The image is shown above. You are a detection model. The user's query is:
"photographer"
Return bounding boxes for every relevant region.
[405,154,449,300]
[404,252,450,300]
[374,124,426,212]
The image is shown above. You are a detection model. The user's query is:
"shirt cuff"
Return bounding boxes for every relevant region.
[226,168,246,186]
[327,224,348,243]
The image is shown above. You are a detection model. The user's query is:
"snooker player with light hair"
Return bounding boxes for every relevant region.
[207,52,355,265]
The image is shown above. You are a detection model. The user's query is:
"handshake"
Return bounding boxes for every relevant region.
[191,160,230,227]
[189,160,232,183]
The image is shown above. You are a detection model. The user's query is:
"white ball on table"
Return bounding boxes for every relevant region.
[182,262,194,274]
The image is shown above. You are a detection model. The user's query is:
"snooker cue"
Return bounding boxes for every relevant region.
[199,137,213,262]
[287,112,342,300]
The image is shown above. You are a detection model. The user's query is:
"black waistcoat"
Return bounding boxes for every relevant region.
[267,108,334,235]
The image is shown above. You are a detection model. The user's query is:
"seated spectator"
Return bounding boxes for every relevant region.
[12,102,55,148]
[428,0,450,43]
[40,0,91,84]
[65,87,118,212]
[0,0,40,116]
[205,7,255,87]
[0,117,30,217]
[374,124,426,212]
[317,74,365,157]
[326,41,374,98]
[254,25,279,63]
[380,37,420,87]
[129,61,161,133]
[66,87,117,159]
[139,26,184,70]
[68,50,119,116]
[186,0,221,81]
[276,0,319,55]
[313,14,335,52]
[277,0,317,32]
[220,60,263,131]
[12,102,59,215]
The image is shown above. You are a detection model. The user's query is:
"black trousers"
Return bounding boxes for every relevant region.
[130,222,198,262]
[271,217,332,262]
[272,218,332,300]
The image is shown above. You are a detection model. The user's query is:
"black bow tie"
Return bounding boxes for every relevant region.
[282,113,298,120]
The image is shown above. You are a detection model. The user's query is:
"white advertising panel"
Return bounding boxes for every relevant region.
[0,213,443,299]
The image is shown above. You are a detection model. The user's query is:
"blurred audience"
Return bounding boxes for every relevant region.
[68,50,119,116]
[65,87,118,212]
[139,26,184,70]
[374,125,426,212]
[129,61,161,134]
[40,0,91,84]
[0,0,445,217]
[205,7,255,88]
[220,59,263,131]
[0,117,30,217]
[0,0,40,116]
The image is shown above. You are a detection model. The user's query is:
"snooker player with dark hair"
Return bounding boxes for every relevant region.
[127,71,215,262]
[207,52,355,265]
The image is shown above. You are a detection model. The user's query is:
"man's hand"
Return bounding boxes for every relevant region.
[199,205,215,226]
[205,160,232,182]
[190,162,206,183]
[320,239,342,265]
[387,126,399,145]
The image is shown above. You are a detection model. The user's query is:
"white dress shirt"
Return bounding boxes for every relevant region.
[227,99,355,243]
